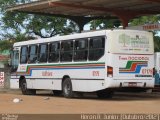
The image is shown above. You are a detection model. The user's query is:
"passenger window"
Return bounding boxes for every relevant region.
[89,37,105,61]
[49,42,60,62]
[61,41,73,62]
[74,39,88,61]
[28,45,38,63]
[20,46,28,64]
[39,44,48,63]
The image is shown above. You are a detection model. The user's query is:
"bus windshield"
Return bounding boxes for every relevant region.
[108,30,154,54]
[11,50,19,72]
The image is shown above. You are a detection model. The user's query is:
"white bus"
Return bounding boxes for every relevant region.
[154,52,160,86]
[10,30,154,98]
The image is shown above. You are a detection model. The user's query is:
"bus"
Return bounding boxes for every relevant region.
[154,52,160,91]
[10,30,154,98]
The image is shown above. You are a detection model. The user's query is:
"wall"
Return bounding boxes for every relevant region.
[0,66,10,89]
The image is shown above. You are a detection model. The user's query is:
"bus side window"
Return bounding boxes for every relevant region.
[89,37,105,61]
[38,44,48,63]
[20,46,28,64]
[28,45,38,64]
[74,39,88,61]
[60,41,73,62]
[49,42,60,62]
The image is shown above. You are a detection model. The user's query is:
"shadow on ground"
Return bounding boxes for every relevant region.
[1,89,160,101]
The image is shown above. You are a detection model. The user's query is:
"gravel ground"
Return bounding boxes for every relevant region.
[0,89,160,114]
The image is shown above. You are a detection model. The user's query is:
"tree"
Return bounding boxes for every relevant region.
[90,19,121,30]
[0,0,78,40]
[0,0,79,51]
[1,12,77,39]
[130,15,159,26]
[0,40,12,51]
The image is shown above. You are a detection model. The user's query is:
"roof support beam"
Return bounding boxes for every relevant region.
[49,2,158,29]
[49,2,159,15]
[115,12,137,29]
[144,0,160,3]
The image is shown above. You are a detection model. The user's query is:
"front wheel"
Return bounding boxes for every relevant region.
[20,78,36,95]
[62,78,74,98]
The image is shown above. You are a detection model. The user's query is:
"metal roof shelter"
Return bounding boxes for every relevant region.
[7,0,160,31]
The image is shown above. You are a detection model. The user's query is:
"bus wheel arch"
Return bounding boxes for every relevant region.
[19,76,25,88]
[19,76,36,95]
[62,75,74,98]
[62,75,70,85]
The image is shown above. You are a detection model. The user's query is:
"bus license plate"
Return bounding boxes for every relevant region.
[128,82,137,87]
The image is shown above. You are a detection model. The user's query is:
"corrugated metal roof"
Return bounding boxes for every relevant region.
[7,0,160,17]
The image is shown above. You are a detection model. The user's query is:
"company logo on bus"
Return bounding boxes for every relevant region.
[119,61,148,74]
[119,34,149,49]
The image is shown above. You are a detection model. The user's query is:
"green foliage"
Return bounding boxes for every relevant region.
[130,15,160,26]
[0,0,78,41]
[0,34,35,51]
[2,12,77,38]
[90,19,121,30]
[154,35,160,52]
[0,40,12,51]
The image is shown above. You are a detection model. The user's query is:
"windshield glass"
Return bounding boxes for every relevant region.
[11,50,19,72]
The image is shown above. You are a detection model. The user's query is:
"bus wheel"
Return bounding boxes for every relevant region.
[20,78,36,95]
[97,90,113,99]
[53,90,62,96]
[62,78,74,98]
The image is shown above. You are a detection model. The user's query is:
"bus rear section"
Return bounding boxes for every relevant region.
[105,30,154,91]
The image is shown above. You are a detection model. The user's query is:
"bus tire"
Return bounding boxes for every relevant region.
[62,78,74,98]
[97,90,113,99]
[20,78,36,95]
[53,90,62,96]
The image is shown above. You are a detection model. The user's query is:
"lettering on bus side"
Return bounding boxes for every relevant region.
[92,71,100,76]
[42,71,54,77]
[119,56,149,61]
[141,68,153,75]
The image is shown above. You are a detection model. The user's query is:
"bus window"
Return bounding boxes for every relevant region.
[49,42,60,62]
[28,45,38,63]
[20,46,28,64]
[74,39,88,61]
[89,37,105,61]
[60,41,73,62]
[39,44,48,63]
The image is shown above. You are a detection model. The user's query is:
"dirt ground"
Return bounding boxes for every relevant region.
[0,90,160,114]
